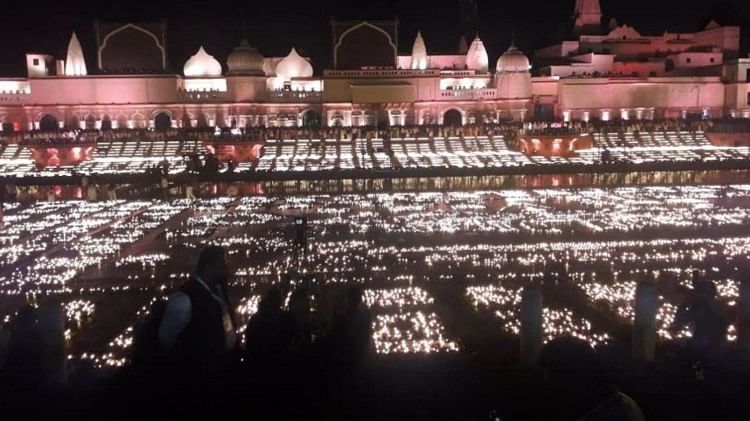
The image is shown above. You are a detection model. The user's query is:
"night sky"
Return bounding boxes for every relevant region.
[1,0,748,76]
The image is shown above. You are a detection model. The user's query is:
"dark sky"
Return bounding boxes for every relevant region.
[1,0,748,76]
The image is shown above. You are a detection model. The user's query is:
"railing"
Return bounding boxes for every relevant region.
[324,69,440,78]
[439,88,497,100]
[439,70,476,77]
[268,90,322,102]
[178,91,230,102]
[0,92,30,103]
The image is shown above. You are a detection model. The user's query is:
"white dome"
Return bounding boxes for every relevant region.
[466,36,489,73]
[275,47,313,81]
[227,39,265,75]
[184,46,223,77]
[496,45,530,73]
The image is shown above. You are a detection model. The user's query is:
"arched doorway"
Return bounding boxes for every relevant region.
[154,112,172,131]
[101,115,112,130]
[116,114,129,129]
[39,114,59,131]
[68,115,81,130]
[132,114,146,129]
[196,112,209,128]
[330,113,343,127]
[2,122,14,132]
[85,115,97,130]
[443,109,463,126]
[376,109,389,128]
[302,110,322,127]
[181,113,193,129]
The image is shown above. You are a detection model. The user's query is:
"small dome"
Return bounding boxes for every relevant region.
[466,36,489,73]
[496,45,530,73]
[184,47,223,77]
[275,47,313,81]
[227,39,265,75]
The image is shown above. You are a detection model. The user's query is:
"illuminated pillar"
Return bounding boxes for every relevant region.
[738,280,750,352]
[520,285,543,365]
[632,281,658,362]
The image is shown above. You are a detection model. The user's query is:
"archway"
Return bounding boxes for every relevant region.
[181,113,193,128]
[101,115,112,130]
[376,109,389,128]
[154,112,172,131]
[302,110,322,127]
[39,114,59,131]
[116,114,129,129]
[2,122,14,132]
[68,115,81,130]
[131,114,146,129]
[443,109,463,126]
[196,112,209,128]
[85,115,97,130]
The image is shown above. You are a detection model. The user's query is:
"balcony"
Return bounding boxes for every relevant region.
[0,92,30,104]
[323,69,440,78]
[439,88,497,101]
[268,90,322,102]
[178,90,229,102]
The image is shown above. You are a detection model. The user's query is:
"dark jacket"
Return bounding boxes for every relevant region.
[175,277,236,375]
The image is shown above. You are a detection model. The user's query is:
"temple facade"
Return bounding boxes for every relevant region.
[0,0,748,132]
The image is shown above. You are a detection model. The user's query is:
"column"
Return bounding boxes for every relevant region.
[520,285,543,365]
[632,280,658,362]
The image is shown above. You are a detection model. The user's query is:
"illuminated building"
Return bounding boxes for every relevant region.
[0,0,748,134]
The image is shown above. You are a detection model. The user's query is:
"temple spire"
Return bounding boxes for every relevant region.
[410,31,428,70]
[64,32,87,76]
[573,0,602,35]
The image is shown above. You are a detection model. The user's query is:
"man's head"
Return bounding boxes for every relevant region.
[538,336,609,416]
[196,246,229,284]
[346,286,363,310]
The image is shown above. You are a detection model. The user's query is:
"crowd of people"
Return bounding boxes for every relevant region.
[2,242,744,418]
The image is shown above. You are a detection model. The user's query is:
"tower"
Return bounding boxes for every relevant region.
[573,0,602,35]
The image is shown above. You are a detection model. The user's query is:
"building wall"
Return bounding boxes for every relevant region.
[558,77,726,119]
[226,76,268,102]
[27,76,180,105]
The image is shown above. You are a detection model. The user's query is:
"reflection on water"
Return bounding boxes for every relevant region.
[258,170,750,196]
[10,170,750,201]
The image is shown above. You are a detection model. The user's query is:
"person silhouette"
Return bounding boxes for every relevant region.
[538,336,645,421]
[242,286,294,366]
[671,276,729,361]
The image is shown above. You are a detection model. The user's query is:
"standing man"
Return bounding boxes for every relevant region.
[158,246,238,378]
